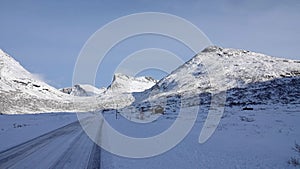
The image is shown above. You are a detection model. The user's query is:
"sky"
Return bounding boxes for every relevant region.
[0,0,299,88]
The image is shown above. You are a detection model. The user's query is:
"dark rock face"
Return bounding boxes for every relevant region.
[201,46,223,53]
[59,87,73,94]
[226,77,300,106]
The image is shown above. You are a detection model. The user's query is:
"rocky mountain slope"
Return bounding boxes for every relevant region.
[149,46,300,94]
[0,49,80,114]
[105,73,157,94]
[0,49,157,114]
[60,84,106,96]
[124,46,300,120]
[1,46,300,115]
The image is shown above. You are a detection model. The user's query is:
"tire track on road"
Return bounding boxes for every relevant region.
[0,116,102,169]
[87,118,104,169]
[0,120,82,168]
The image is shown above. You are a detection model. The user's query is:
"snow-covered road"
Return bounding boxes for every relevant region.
[0,117,102,169]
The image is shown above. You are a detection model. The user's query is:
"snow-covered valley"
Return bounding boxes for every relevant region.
[0,104,299,168]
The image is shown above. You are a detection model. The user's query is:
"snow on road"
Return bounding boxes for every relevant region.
[0,115,103,169]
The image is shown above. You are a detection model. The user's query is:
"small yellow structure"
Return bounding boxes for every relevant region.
[151,105,164,114]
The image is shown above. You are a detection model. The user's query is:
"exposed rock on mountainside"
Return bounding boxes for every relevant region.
[1,46,300,114]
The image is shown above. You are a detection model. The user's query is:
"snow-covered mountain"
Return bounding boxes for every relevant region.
[60,74,156,97]
[105,73,157,94]
[0,49,157,114]
[0,49,77,114]
[124,46,300,120]
[88,73,158,110]
[0,49,106,114]
[151,46,300,94]
[1,46,300,115]
[0,49,64,97]
[60,84,105,96]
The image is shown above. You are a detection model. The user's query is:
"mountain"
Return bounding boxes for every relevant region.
[1,46,300,115]
[105,73,157,94]
[60,84,106,96]
[1,47,300,168]
[86,73,158,110]
[125,46,300,119]
[0,49,63,97]
[152,46,300,94]
[0,49,88,114]
[60,74,156,97]
[0,49,157,114]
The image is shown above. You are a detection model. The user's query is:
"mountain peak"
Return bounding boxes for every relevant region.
[0,49,13,60]
[112,73,130,81]
[106,73,157,94]
[201,45,223,53]
[153,47,300,95]
[112,73,157,83]
[0,50,69,99]
[60,84,105,96]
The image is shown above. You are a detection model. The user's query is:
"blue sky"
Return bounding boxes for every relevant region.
[0,0,299,88]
